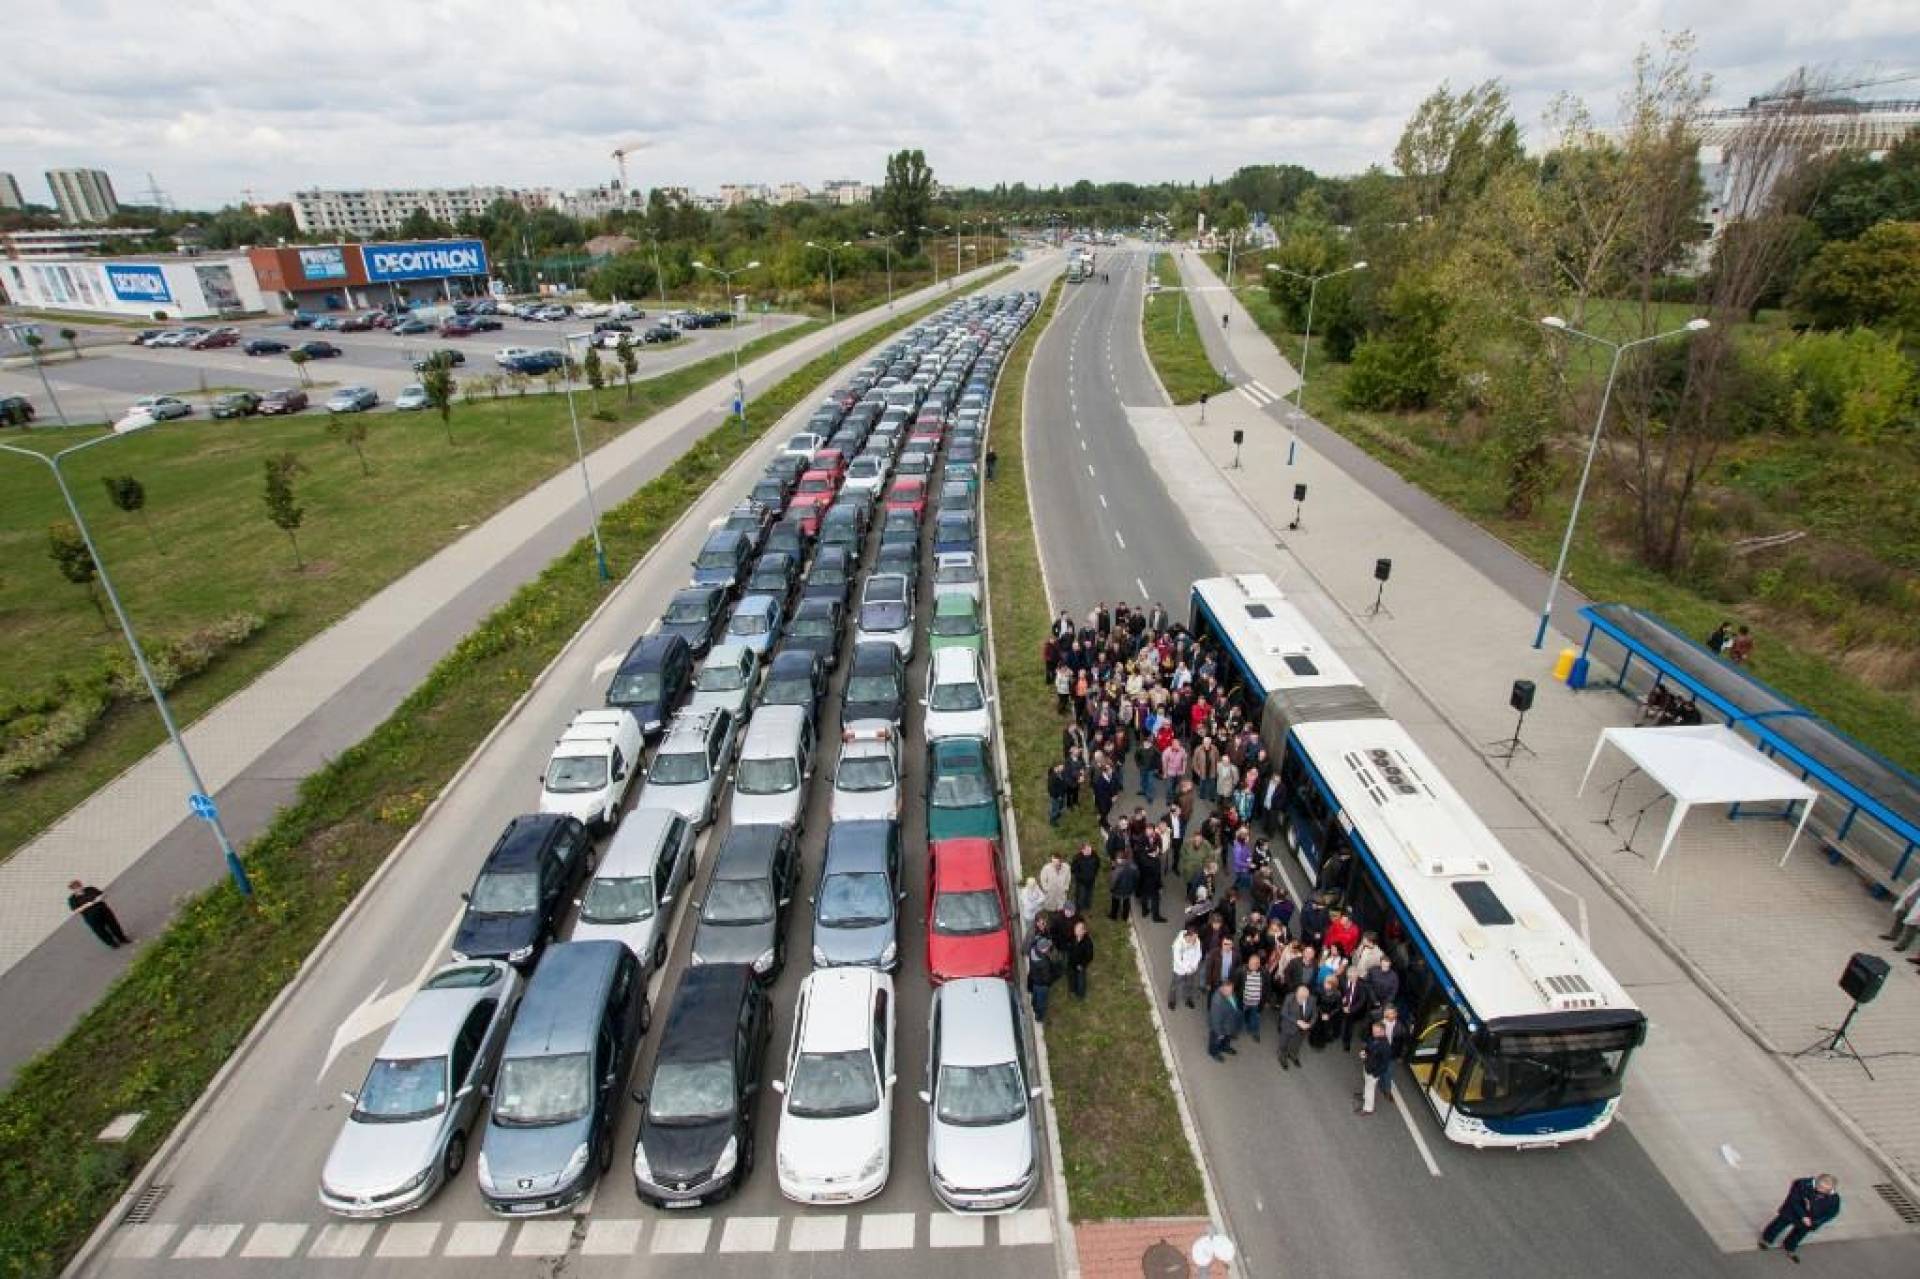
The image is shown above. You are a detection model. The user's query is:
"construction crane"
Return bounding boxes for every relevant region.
[611,140,651,196]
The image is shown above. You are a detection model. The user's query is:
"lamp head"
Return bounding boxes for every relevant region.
[1541,316,1568,330]
[744,260,761,270]
[1685,318,1711,332]
[692,260,708,270]
[1351,261,1368,270]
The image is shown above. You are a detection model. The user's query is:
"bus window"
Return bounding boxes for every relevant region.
[1410,1012,1463,1103]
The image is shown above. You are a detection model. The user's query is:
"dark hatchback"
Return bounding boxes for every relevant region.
[801,545,854,607]
[656,586,730,659]
[604,633,693,737]
[451,814,594,967]
[258,388,309,415]
[781,597,844,671]
[631,964,771,1207]
[842,642,906,727]
[756,649,826,728]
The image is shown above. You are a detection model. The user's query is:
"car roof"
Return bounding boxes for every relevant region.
[505,942,625,1057]
[702,643,752,669]
[932,594,978,617]
[379,963,507,1059]
[702,528,748,551]
[930,645,980,680]
[931,735,988,768]
[623,633,688,667]
[824,819,895,872]
[596,807,679,876]
[934,977,1020,1066]
[660,708,724,749]
[766,649,819,677]
[813,546,850,568]
[794,595,840,619]
[735,594,778,616]
[656,965,756,1063]
[740,704,807,754]
[850,641,902,672]
[932,837,1000,891]
[713,823,787,877]
[484,813,571,872]
[798,968,885,1053]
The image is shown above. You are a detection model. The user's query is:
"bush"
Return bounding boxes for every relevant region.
[1340,337,1439,410]
[1771,328,1917,442]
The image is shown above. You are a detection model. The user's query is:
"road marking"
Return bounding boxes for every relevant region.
[308,1222,374,1258]
[375,1222,441,1258]
[1114,530,1127,550]
[1098,493,1108,509]
[115,1224,177,1260]
[718,1214,782,1252]
[1393,1088,1444,1176]
[1079,439,1087,451]
[321,910,463,1081]
[998,1208,1056,1246]
[929,1214,987,1247]
[238,1223,307,1259]
[859,1212,917,1250]
[582,1217,642,1255]
[1137,577,1149,598]
[651,1217,713,1254]
[1249,379,1276,399]
[787,1214,847,1251]
[443,1220,507,1257]
[512,1219,575,1256]
[1086,464,1095,477]
[172,1224,243,1259]
[593,648,628,680]
[1073,419,1081,431]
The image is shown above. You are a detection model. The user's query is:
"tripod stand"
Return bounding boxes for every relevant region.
[1230,438,1243,470]
[1364,578,1392,619]
[1793,1001,1874,1080]
[1484,709,1537,768]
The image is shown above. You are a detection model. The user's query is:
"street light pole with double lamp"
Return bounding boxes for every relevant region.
[558,331,613,581]
[803,241,851,358]
[692,259,762,435]
[1265,260,1367,465]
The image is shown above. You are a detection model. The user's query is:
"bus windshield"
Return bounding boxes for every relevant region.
[1458,1028,1637,1119]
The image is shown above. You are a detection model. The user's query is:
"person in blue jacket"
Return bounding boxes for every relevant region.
[1759,1172,1840,1261]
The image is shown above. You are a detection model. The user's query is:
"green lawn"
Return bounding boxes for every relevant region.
[986,277,1208,1221]
[1141,254,1231,405]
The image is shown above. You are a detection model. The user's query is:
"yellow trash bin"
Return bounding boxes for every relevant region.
[1552,647,1578,683]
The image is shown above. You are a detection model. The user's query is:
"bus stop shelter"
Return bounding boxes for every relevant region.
[1576,603,1920,893]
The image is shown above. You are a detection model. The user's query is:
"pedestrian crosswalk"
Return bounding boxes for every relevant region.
[113,1209,1055,1263]
[1237,379,1280,408]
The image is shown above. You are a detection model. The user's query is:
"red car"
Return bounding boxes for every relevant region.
[440,317,479,337]
[926,838,1013,984]
[788,470,838,534]
[188,328,239,349]
[907,428,943,453]
[810,448,848,481]
[884,476,927,520]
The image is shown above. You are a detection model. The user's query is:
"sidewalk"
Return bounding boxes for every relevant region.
[0,260,1017,1081]
[1150,251,1920,1233]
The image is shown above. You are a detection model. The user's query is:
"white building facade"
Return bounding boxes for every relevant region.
[0,254,267,319]
[289,186,552,237]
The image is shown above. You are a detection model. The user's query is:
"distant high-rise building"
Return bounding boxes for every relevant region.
[0,173,24,210]
[820,179,874,206]
[773,182,811,206]
[45,168,119,223]
[288,185,554,237]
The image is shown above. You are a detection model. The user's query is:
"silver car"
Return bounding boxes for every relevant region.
[571,808,696,973]
[635,707,738,830]
[688,644,759,722]
[854,581,915,660]
[730,704,816,830]
[931,552,983,607]
[921,977,1040,1213]
[319,960,522,1217]
[831,721,902,823]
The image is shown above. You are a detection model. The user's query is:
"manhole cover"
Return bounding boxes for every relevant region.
[123,1184,170,1225]
[1874,1182,1920,1226]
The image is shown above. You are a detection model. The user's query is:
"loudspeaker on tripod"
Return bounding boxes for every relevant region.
[1840,952,1889,1004]
[1294,483,1308,502]
[1375,558,1392,583]
[1233,429,1245,445]
[1510,679,1536,714]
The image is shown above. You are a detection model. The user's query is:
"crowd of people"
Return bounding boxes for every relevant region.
[1022,598,1415,1113]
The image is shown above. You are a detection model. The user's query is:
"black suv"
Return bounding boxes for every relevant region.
[604,633,693,736]
[452,814,593,967]
[656,586,730,659]
[842,641,906,727]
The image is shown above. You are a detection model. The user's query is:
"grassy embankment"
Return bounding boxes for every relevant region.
[1141,252,1231,406]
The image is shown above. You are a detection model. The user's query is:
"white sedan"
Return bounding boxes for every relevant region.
[773,968,894,1204]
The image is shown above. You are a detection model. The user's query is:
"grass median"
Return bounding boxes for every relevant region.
[985,276,1208,1221]
[1141,252,1230,406]
[0,264,1015,1279]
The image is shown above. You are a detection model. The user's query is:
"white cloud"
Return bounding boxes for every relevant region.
[0,0,1914,208]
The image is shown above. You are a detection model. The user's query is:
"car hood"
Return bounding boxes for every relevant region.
[570,915,658,959]
[732,790,802,829]
[930,929,1013,983]
[637,784,707,823]
[930,1111,1033,1195]
[927,806,999,843]
[692,916,776,966]
[779,1106,888,1182]
[539,789,606,825]
[687,689,747,720]
[657,620,712,651]
[925,708,991,741]
[322,1113,443,1200]
[453,909,539,961]
[481,1115,590,1193]
[842,697,902,726]
[785,633,835,659]
[605,690,669,731]
[689,568,738,590]
[832,789,899,824]
[639,1113,736,1187]
[813,915,895,967]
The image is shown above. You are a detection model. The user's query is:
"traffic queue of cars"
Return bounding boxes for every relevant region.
[319,288,1044,1224]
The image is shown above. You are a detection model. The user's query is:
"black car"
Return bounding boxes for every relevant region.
[749,477,789,512]
[842,641,906,727]
[296,340,342,359]
[800,545,853,607]
[642,324,679,344]
[690,826,799,978]
[781,597,845,671]
[763,453,808,488]
[762,515,812,564]
[631,964,772,1207]
[468,315,504,332]
[243,337,289,356]
[817,502,869,565]
[723,502,776,553]
[745,550,801,610]
[452,814,593,967]
[0,396,34,426]
[656,586,730,659]
[412,348,466,371]
[757,649,826,728]
[605,633,694,736]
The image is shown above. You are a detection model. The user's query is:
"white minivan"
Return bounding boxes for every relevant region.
[773,968,895,1204]
[538,709,644,831]
[730,705,816,831]
[922,648,993,743]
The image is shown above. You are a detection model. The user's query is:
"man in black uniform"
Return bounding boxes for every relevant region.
[68,880,131,948]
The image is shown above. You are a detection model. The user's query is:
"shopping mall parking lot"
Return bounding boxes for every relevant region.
[0,309,803,425]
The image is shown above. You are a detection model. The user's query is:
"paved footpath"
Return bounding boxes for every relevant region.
[0,260,1021,1084]
[1157,248,1920,1241]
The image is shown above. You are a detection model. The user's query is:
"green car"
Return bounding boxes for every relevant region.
[925,735,1001,841]
[927,593,984,655]
[210,391,261,419]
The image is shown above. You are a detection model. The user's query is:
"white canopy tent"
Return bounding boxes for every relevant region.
[1578,724,1819,871]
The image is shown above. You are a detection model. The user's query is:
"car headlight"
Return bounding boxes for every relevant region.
[644,719,661,733]
[632,1142,653,1182]
[711,1135,739,1180]
[812,945,828,966]
[880,941,897,968]
[859,1147,885,1178]
[752,948,777,973]
[507,944,535,964]
[449,949,469,963]
[689,951,706,966]
[393,1165,434,1196]
[562,1142,591,1182]
[475,1151,493,1192]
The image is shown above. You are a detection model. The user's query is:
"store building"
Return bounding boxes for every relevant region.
[0,253,264,318]
[246,238,492,313]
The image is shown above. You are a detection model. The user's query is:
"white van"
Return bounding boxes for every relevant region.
[539,709,644,831]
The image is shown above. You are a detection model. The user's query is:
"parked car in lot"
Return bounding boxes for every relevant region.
[395,383,430,411]
[780,596,844,671]
[688,644,759,724]
[642,323,679,344]
[729,704,816,831]
[842,642,906,728]
[832,722,902,824]
[925,735,1002,843]
[691,528,754,595]
[920,976,1039,1211]
[188,327,240,349]
[243,337,289,355]
[632,963,772,1207]
[319,960,523,1217]
[258,387,308,415]
[690,826,800,981]
[635,707,738,830]
[773,967,896,1205]
[210,391,260,419]
[655,585,730,659]
[932,509,976,558]
[296,340,343,358]
[854,595,914,661]
[451,813,594,967]
[327,385,379,413]
[745,550,800,610]
[538,708,644,833]
[412,348,466,370]
[725,593,785,659]
[603,633,692,736]
[151,328,205,348]
[756,649,827,728]
[126,394,192,421]
[393,317,434,335]
[801,546,854,607]
[926,839,1013,983]
[572,807,697,973]
[811,819,903,971]
[927,593,985,657]
[923,646,993,741]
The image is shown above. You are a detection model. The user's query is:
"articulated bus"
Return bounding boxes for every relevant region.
[1190,575,1646,1147]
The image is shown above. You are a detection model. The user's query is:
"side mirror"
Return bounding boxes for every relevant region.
[886,1074,897,1088]
[1030,1085,1045,1099]
[770,1079,786,1095]
[917,1089,932,1104]
[339,1090,358,1105]
[459,891,471,903]
[632,1088,648,1106]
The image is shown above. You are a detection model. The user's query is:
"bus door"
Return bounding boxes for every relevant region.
[1409,1008,1465,1122]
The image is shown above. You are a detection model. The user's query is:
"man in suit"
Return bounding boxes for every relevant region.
[68,880,130,949]
[1206,981,1240,1061]
[1759,1173,1841,1260]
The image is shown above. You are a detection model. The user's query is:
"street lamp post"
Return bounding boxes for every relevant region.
[866,233,898,308]
[693,260,761,435]
[1529,314,1711,648]
[803,240,850,357]
[558,332,613,581]
[919,225,939,289]
[648,235,668,310]
[0,427,253,896]
[1266,260,1367,465]
[5,324,69,426]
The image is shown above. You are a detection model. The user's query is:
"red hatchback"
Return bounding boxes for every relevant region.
[810,448,848,480]
[926,838,1013,984]
[789,469,839,530]
[884,476,927,520]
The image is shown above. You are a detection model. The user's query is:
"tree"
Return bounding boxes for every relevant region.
[1790,220,1920,330]
[1805,134,1920,242]
[287,348,312,386]
[586,255,657,303]
[262,453,306,568]
[327,413,371,475]
[879,149,935,256]
[615,333,637,402]
[583,343,605,413]
[59,328,80,360]
[1393,80,1525,223]
[101,474,163,554]
[398,206,452,240]
[47,520,106,628]
[420,358,456,445]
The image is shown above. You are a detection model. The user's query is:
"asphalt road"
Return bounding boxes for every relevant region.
[73,261,1064,1278]
[1019,246,1919,1278]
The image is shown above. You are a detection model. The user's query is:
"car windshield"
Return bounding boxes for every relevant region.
[650,749,709,784]
[930,610,979,638]
[737,756,799,795]
[811,566,846,586]
[353,1056,448,1123]
[763,677,812,705]
[935,1062,1026,1128]
[697,664,746,692]
[932,766,993,808]
[666,597,711,624]
[787,1049,880,1119]
[697,547,738,571]
[837,754,895,792]
[790,616,834,638]
[861,602,908,631]
[704,877,776,925]
[468,870,538,914]
[608,669,663,704]
[545,755,608,794]
[846,674,898,706]
[931,679,985,711]
[934,888,1003,935]
[493,1052,591,1126]
[729,612,770,636]
[935,566,978,585]
[799,477,831,494]
[648,1058,736,1124]
[750,571,786,591]
[937,517,973,539]
[580,875,654,924]
[818,872,893,928]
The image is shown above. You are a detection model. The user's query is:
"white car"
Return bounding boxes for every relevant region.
[126,394,191,420]
[922,647,993,742]
[843,454,890,497]
[494,346,535,368]
[931,552,982,607]
[774,968,895,1204]
[538,708,644,832]
[782,432,825,461]
[394,383,430,411]
[831,722,901,823]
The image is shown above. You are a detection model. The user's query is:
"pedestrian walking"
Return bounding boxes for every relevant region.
[1070,842,1100,913]
[1276,983,1313,1070]
[1137,840,1166,922]
[1108,852,1139,922]
[1237,952,1268,1042]
[1759,1173,1841,1261]
[67,880,130,948]
[1206,981,1240,1061]
[985,447,998,480]
[1356,1020,1394,1114]
[1039,851,1071,913]
[1067,918,1094,999]
[1026,937,1059,1023]
[1169,924,1202,1009]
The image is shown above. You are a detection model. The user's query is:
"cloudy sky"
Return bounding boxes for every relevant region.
[4,0,1916,210]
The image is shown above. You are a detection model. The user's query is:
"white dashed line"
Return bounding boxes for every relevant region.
[239,1224,307,1260]
[1395,1089,1445,1176]
[788,1215,848,1251]
[308,1222,373,1259]
[1098,493,1108,508]
[720,1215,783,1253]
[929,1214,987,1248]
[582,1218,643,1256]
[442,1220,508,1257]
[651,1217,713,1255]
[1114,530,1127,550]
[376,1222,442,1258]
[1086,463,1096,477]
[512,1220,574,1257]
[172,1225,243,1260]
[860,1213,918,1250]
[1080,438,1087,451]
[1137,577,1149,597]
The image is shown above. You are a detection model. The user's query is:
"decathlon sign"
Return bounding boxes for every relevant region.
[105,263,173,304]
[361,239,489,283]
[298,247,348,280]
